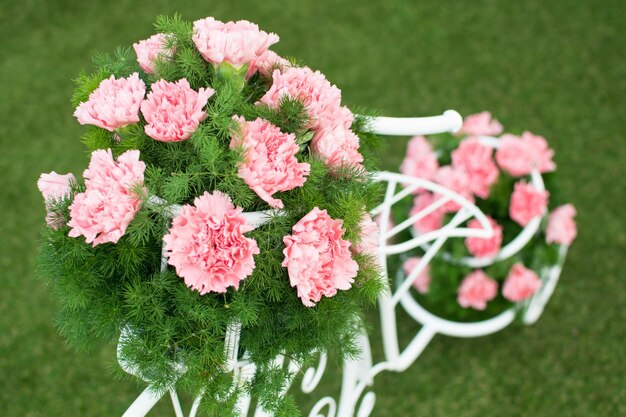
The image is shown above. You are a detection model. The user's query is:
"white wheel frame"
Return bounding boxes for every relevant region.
[117,110,567,417]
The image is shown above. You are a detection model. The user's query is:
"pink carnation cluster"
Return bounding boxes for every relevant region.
[433,166,475,212]
[73,73,146,131]
[67,150,145,246]
[163,191,260,294]
[37,171,76,229]
[282,208,358,307]
[192,17,279,69]
[458,111,503,137]
[141,78,214,142]
[259,67,363,169]
[546,204,577,246]
[133,33,173,74]
[400,136,439,182]
[457,270,498,310]
[509,181,549,226]
[495,132,556,176]
[353,212,380,257]
[465,216,503,259]
[402,256,431,294]
[451,138,499,199]
[502,263,541,302]
[410,192,446,235]
[230,116,310,208]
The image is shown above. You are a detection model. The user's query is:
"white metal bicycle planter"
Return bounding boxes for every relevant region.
[119,110,566,417]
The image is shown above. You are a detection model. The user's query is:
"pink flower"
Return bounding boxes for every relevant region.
[133,33,173,74]
[282,208,358,307]
[433,166,474,212]
[310,122,364,170]
[457,270,498,310]
[192,17,279,69]
[353,212,379,257]
[400,136,439,182]
[410,192,446,234]
[502,263,541,302]
[141,78,214,142]
[163,191,260,295]
[458,111,503,136]
[451,138,499,199]
[495,132,556,176]
[230,116,310,208]
[73,73,146,131]
[38,172,75,202]
[247,50,290,79]
[68,150,145,246]
[38,171,76,229]
[509,181,549,226]
[465,217,503,258]
[546,204,577,246]
[258,67,344,131]
[402,257,431,294]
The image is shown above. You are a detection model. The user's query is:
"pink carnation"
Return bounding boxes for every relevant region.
[433,166,475,212]
[248,50,290,79]
[402,256,431,294]
[400,136,439,182]
[310,121,364,170]
[546,204,577,246]
[38,171,75,202]
[457,270,498,310]
[451,138,499,199]
[410,192,446,235]
[230,116,310,208]
[141,78,214,142]
[163,191,260,294]
[495,132,556,177]
[68,150,145,246]
[133,33,173,74]
[258,67,344,131]
[192,17,279,68]
[458,111,503,136]
[353,212,379,257]
[465,217,503,258]
[509,181,549,226]
[38,171,76,229]
[73,73,146,131]
[502,263,541,302]
[282,208,358,307]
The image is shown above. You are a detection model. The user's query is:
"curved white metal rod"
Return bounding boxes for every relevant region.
[366,110,463,136]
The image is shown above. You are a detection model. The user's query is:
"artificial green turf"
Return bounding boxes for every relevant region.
[0,0,624,416]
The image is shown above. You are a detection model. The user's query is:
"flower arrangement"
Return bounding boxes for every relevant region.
[37,14,383,416]
[397,112,577,321]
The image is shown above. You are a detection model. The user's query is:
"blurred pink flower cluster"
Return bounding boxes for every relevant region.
[398,111,576,313]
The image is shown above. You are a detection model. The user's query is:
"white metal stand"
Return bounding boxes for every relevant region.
[118,110,567,417]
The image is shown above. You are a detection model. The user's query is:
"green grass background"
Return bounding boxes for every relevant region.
[1,0,624,416]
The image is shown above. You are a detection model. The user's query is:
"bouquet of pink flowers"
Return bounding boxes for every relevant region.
[37,14,382,415]
[397,112,577,321]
